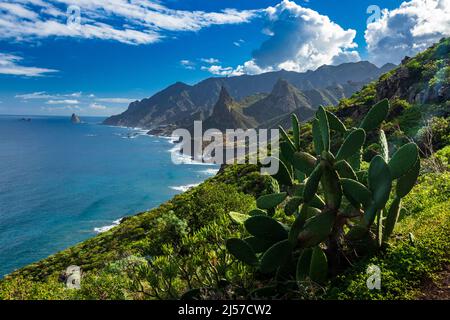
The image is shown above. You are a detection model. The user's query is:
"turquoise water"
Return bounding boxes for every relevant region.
[0,115,218,277]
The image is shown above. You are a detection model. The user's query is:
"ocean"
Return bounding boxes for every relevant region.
[0,115,218,277]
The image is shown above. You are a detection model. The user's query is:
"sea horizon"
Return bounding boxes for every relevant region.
[0,113,109,119]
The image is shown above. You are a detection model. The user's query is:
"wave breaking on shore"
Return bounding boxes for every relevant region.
[94,218,123,233]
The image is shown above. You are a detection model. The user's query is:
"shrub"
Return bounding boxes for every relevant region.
[0,276,72,300]
[435,146,450,170]
[74,270,131,300]
[429,117,450,149]
[388,99,412,119]
[401,172,450,215]
[171,182,255,230]
[406,60,423,77]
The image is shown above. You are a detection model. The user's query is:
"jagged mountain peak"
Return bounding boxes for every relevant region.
[156,81,191,97]
[271,78,299,97]
[202,86,255,131]
[170,81,191,89]
[216,86,234,106]
[381,63,397,69]
[212,87,235,116]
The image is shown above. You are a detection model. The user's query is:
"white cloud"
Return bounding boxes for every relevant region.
[232,60,266,76]
[19,91,130,115]
[180,59,195,70]
[0,52,58,77]
[201,0,360,76]
[95,97,135,104]
[46,99,79,104]
[365,0,450,66]
[15,91,135,108]
[2,1,364,78]
[68,92,82,97]
[331,51,362,66]
[201,65,240,76]
[0,0,258,45]
[15,91,81,100]
[0,2,38,20]
[200,58,220,64]
[41,105,80,112]
[249,0,359,72]
[11,86,132,115]
[15,91,54,99]
[233,39,245,47]
[89,102,107,110]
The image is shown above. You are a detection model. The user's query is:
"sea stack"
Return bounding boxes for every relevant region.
[71,113,81,124]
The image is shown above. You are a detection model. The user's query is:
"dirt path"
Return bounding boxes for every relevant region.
[418,264,450,300]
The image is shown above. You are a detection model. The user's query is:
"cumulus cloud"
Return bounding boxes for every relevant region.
[331,51,362,66]
[201,65,240,76]
[0,53,58,77]
[365,0,450,66]
[0,0,258,45]
[201,0,360,76]
[232,60,266,76]
[249,0,359,72]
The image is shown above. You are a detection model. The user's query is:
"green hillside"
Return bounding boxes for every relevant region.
[1,39,449,300]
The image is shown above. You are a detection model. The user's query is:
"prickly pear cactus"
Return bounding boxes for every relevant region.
[226,99,420,294]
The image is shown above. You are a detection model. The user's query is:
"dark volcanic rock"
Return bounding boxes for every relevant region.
[376,65,450,104]
[71,113,81,124]
[201,87,256,132]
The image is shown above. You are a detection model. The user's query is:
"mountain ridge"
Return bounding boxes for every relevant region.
[103,61,396,131]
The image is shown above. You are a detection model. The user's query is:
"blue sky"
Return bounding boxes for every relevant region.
[0,0,449,116]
